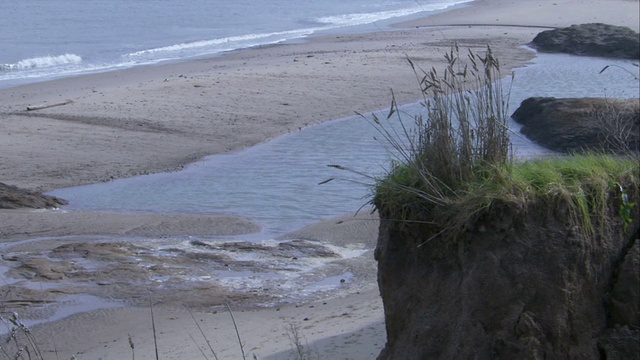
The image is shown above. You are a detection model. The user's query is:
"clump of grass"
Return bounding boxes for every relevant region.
[371,44,513,237]
[376,44,512,188]
[0,311,44,360]
[370,45,639,244]
[483,154,636,235]
[588,96,639,154]
[285,323,318,360]
[508,154,639,237]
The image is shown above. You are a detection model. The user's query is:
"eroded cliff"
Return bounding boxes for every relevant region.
[375,186,639,359]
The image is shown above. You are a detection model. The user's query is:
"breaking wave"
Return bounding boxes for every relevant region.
[316,0,472,27]
[1,54,83,71]
[125,28,321,58]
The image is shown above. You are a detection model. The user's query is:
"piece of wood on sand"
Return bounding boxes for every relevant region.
[26,99,73,111]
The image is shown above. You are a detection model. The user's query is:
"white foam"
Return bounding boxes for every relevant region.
[1,53,82,71]
[125,27,322,58]
[316,0,473,27]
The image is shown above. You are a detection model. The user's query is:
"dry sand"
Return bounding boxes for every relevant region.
[1,0,638,359]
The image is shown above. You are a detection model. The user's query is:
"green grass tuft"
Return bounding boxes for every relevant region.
[371,45,639,244]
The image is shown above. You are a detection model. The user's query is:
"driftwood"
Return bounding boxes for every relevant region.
[26,99,73,111]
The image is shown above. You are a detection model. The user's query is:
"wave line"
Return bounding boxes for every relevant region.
[1,54,83,71]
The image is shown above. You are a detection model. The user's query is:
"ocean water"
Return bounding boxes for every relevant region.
[0,0,472,88]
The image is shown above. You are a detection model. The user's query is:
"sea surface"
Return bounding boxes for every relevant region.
[0,0,472,88]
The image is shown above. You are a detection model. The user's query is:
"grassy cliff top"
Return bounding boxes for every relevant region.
[371,46,638,238]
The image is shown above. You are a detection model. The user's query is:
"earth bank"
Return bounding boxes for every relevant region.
[374,22,639,359]
[375,190,639,359]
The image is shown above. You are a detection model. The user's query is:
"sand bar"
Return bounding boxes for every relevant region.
[0,0,638,359]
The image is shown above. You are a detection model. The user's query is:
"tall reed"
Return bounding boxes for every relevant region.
[0,311,44,360]
[370,45,638,247]
[373,45,513,224]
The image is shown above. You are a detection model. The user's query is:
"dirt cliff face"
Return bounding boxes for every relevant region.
[375,194,639,359]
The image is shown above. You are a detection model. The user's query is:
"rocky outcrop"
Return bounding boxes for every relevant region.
[512,97,640,153]
[531,23,640,59]
[608,237,640,328]
[0,182,68,209]
[375,189,639,359]
[598,237,640,359]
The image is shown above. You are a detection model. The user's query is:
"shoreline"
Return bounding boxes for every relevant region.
[0,0,477,92]
[395,0,640,31]
[1,26,537,192]
[2,0,637,193]
[1,0,638,359]
[0,23,543,193]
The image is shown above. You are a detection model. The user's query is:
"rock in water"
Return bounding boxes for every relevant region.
[511,97,639,153]
[531,23,640,59]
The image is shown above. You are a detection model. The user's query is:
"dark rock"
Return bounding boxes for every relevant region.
[511,97,640,153]
[375,187,639,359]
[0,182,68,209]
[608,236,640,328]
[598,326,640,360]
[531,23,640,59]
[277,239,340,258]
[597,233,640,359]
[191,238,340,258]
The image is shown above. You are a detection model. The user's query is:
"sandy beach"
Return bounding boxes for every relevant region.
[1,0,638,359]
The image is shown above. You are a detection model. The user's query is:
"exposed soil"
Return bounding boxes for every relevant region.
[375,191,640,359]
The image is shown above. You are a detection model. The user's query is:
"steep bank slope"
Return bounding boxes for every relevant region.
[374,172,639,359]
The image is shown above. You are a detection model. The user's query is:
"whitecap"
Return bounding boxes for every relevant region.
[1,53,82,71]
[315,0,473,27]
[125,27,323,59]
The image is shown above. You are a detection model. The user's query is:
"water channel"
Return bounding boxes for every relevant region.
[48,50,639,237]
